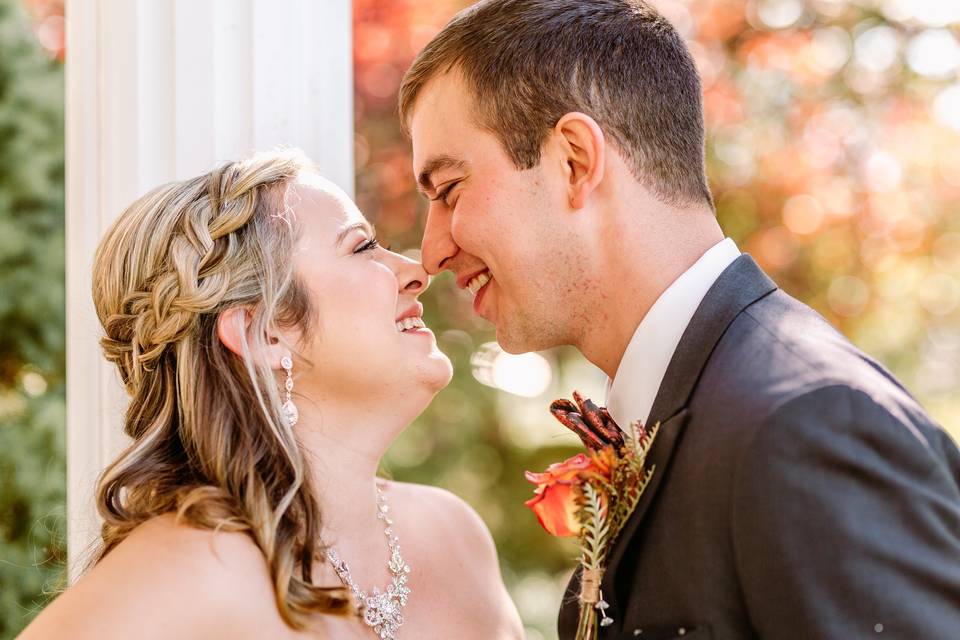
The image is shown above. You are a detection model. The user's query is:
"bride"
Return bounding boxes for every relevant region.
[19,149,523,639]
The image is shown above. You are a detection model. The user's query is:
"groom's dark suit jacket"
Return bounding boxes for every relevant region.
[558,255,960,640]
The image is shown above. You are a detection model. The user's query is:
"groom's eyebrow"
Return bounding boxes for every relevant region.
[417,156,465,195]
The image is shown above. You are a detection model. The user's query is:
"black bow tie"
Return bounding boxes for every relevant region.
[549,390,625,451]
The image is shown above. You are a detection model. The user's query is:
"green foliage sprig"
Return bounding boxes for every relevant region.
[570,420,659,640]
[0,0,66,637]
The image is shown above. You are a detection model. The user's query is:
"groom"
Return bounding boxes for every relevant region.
[401,1,960,638]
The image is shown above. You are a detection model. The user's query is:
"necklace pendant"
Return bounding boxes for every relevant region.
[361,588,404,639]
[325,483,410,640]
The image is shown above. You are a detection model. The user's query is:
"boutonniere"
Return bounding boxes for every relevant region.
[525,392,659,640]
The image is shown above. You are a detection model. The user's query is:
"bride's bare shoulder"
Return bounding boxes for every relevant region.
[386,482,498,566]
[117,512,268,565]
[384,481,525,637]
[19,514,288,640]
[387,481,479,523]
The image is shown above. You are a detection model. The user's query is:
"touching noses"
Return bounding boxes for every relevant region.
[396,254,430,297]
[420,207,458,275]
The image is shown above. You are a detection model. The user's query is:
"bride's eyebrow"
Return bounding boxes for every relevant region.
[417,155,466,196]
[335,221,376,247]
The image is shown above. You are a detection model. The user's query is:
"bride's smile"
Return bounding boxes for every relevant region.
[19,150,522,640]
[274,170,453,408]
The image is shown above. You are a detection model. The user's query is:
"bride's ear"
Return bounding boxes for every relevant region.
[216,307,287,369]
[554,112,606,210]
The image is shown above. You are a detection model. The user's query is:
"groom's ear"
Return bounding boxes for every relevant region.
[554,112,606,210]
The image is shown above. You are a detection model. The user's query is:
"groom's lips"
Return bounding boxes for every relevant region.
[473,277,492,316]
[457,268,488,290]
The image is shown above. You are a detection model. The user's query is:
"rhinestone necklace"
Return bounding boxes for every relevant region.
[325,484,411,640]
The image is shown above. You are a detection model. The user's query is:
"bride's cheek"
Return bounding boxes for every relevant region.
[371,263,401,296]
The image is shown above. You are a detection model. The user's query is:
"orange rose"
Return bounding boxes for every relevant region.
[524,452,612,537]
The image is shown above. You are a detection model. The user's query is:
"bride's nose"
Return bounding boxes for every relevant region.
[397,255,430,296]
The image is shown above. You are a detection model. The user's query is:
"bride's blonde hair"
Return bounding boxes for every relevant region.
[89,148,350,627]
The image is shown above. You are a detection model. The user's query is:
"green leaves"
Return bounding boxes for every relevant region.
[578,482,609,571]
[0,0,66,636]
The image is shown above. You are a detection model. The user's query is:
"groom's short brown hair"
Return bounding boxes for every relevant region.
[399,0,713,208]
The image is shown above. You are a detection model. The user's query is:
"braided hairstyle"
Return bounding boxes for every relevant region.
[89,149,351,627]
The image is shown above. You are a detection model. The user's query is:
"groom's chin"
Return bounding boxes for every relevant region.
[495,325,552,356]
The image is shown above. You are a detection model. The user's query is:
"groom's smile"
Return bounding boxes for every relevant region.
[462,268,493,316]
[407,69,590,354]
[470,273,494,320]
[463,270,490,296]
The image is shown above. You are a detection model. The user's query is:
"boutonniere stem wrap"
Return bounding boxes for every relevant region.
[525,392,659,640]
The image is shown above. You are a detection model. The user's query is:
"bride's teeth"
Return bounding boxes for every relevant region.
[395,317,426,332]
[466,271,491,296]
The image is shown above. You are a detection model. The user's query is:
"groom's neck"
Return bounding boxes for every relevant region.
[578,197,723,379]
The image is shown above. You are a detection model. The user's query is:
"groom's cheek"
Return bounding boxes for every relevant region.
[450,216,479,258]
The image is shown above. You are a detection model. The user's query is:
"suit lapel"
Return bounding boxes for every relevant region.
[643,255,778,427]
[602,407,690,586]
[600,255,778,608]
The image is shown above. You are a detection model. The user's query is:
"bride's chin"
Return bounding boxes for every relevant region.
[376,350,452,401]
[418,355,454,393]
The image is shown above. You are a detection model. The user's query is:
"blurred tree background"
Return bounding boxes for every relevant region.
[2,0,959,638]
[0,0,65,636]
[359,1,960,637]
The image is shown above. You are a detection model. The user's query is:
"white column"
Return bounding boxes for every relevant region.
[65,0,353,582]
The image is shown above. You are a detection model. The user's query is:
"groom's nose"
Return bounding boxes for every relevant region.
[420,206,458,275]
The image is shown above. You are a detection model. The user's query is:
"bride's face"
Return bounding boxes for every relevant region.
[288,173,452,402]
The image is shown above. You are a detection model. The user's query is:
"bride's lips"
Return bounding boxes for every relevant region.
[399,323,434,339]
[396,303,433,337]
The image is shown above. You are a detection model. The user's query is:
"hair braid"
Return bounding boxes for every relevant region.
[88,149,352,628]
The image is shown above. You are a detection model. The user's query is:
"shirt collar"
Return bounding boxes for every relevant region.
[606,238,741,429]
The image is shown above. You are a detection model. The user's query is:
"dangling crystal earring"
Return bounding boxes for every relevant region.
[280,355,299,426]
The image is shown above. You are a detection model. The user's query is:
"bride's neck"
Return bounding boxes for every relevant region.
[291,391,424,539]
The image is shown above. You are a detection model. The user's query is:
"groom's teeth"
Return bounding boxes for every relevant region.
[466,272,491,296]
[395,316,426,332]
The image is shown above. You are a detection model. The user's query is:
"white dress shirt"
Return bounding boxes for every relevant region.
[606,237,741,429]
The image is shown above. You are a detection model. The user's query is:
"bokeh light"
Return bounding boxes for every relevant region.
[2,0,958,637]
[352,1,960,626]
[472,342,553,398]
[906,29,960,78]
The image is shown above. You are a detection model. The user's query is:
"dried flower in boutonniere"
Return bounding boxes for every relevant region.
[525,392,659,640]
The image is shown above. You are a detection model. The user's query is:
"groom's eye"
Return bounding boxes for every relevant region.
[432,181,460,207]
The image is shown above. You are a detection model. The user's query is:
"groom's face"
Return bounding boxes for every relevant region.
[410,72,581,353]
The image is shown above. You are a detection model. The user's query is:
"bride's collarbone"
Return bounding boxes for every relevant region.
[303,483,503,637]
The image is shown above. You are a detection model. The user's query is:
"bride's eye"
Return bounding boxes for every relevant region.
[355,237,379,254]
[354,236,393,254]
